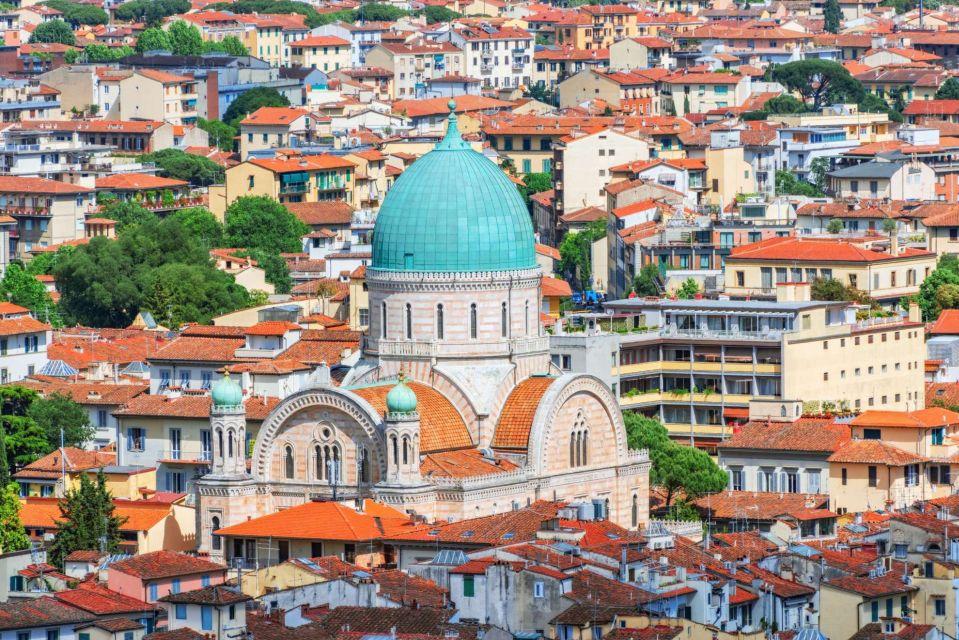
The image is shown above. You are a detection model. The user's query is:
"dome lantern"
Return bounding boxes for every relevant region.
[386,375,418,416]
[211,371,243,410]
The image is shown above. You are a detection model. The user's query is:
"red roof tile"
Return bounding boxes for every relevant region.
[110,550,225,580]
[491,376,556,450]
[214,500,412,541]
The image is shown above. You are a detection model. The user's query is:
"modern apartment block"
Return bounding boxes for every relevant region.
[550,283,925,448]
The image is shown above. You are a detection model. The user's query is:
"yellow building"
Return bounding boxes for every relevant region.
[212,152,356,218]
[348,265,369,331]
[289,35,351,72]
[704,143,755,207]
[555,5,638,50]
[827,408,959,513]
[119,69,198,125]
[820,573,917,640]
[724,236,936,306]
[13,447,158,499]
[768,106,893,142]
[238,15,286,67]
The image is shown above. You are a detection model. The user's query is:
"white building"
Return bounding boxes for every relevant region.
[0,302,50,383]
[446,24,533,92]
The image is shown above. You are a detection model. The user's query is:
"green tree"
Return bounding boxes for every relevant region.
[826,218,844,234]
[115,0,190,24]
[167,20,204,55]
[526,82,558,106]
[0,481,29,552]
[143,262,250,327]
[0,263,58,325]
[135,27,171,53]
[139,149,225,186]
[938,78,959,100]
[224,196,309,254]
[48,470,126,568]
[422,5,460,22]
[623,412,726,508]
[241,249,292,294]
[77,43,133,62]
[222,87,290,126]
[633,263,661,297]
[99,201,156,231]
[27,392,93,450]
[775,170,824,197]
[53,237,141,327]
[811,277,873,305]
[859,91,903,122]
[43,0,108,25]
[0,426,9,487]
[219,35,248,56]
[356,2,407,20]
[917,255,959,320]
[824,0,841,32]
[771,60,864,111]
[809,157,831,193]
[675,278,698,299]
[764,94,807,114]
[170,207,224,248]
[0,386,48,471]
[29,19,75,45]
[518,172,552,204]
[197,118,237,151]
[559,219,607,291]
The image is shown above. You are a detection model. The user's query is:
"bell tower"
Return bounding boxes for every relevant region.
[383,376,421,485]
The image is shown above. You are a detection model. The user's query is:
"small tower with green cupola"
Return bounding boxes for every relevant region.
[383,375,421,485]
[210,371,247,477]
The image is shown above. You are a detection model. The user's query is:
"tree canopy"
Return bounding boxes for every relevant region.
[98,201,156,232]
[206,0,355,28]
[0,263,59,325]
[0,386,91,476]
[170,207,224,249]
[0,482,29,553]
[135,27,171,53]
[559,219,607,291]
[48,470,126,568]
[770,60,864,111]
[937,78,959,100]
[517,172,552,205]
[633,263,661,297]
[775,170,824,197]
[823,0,841,32]
[623,413,726,516]
[27,392,94,450]
[222,87,291,126]
[139,149,225,186]
[42,0,108,25]
[29,19,75,45]
[224,196,309,254]
[65,43,134,64]
[167,20,204,55]
[114,0,190,24]
[916,254,959,321]
[421,5,460,22]
[197,118,238,152]
[202,35,248,56]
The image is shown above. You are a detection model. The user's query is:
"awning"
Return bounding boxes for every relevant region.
[723,407,750,419]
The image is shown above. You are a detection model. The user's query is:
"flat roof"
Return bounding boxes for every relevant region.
[604,298,843,312]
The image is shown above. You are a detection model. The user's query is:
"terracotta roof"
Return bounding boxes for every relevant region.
[0,597,95,631]
[711,530,779,563]
[535,243,560,260]
[904,100,959,116]
[159,586,251,606]
[110,550,225,580]
[55,583,157,615]
[249,154,355,173]
[728,236,933,263]
[930,308,959,334]
[604,627,683,640]
[136,69,193,84]
[692,491,829,521]
[420,449,518,478]
[350,381,472,453]
[240,107,310,126]
[825,570,917,597]
[384,500,563,545]
[561,205,607,224]
[371,570,448,608]
[542,276,572,298]
[151,335,245,362]
[0,176,91,195]
[393,95,512,118]
[491,376,556,450]
[286,201,353,226]
[314,606,456,637]
[567,569,651,607]
[214,500,413,541]
[13,447,116,480]
[852,408,959,428]
[64,550,104,563]
[95,173,187,190]
[290,35,349,47]
[144,630,208,640]
[114,394,280,421]
[244,321,301,336]
[827,439,924,466]
[19,498,176,532]
[719,417,850,453]
[0,315,49,336]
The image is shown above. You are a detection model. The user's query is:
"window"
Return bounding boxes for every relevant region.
[786,471,799,493]
[463,575,475,597]
[47,632,58,640]
[436,304,444,339]
[202,573,210,587]
[470,303,478,339]
[906,464,919,486]
[405,303,412,340]
[868,465,878,487]
[730,468,744,491]
[284,445,295,479]
[533,581,544,598]
[201,606,213,631]
[229,605,236,620]
[933,428,945,445]
[380,302,388,338]
[127,427,145,452]
[149,583,158,600]
[841,467,847,485]
[175,604,187,620]
[9,575,23,591]
[935,598,946,616]
[863,428,882,440]
[871,600,879,622]
[501,302,508,338]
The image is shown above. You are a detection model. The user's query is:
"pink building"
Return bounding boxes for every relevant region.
[108,550,227,603]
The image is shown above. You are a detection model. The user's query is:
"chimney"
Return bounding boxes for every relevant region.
[909,302,921,323]
[891,227,900,256]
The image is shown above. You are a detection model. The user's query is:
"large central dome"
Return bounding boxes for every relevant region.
[371,103,537,273]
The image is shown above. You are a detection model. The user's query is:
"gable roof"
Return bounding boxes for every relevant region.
[214,500,413,541]
[110,550,226,580]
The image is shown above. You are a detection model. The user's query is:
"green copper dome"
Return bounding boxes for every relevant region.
[372,103,536,273]
[386,377,418,414]
[211,372,243,408]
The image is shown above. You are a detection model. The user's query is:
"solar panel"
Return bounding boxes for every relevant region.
[501,532,514,540]
[461,530,474,538]
[431,550,468,566]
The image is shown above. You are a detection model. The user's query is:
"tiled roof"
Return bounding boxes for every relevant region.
[561,205,607,223]
[392,95,513,118]
[240,107,310,126]
[825,570,917,597]
[13,380,147,407]
[64,550,104,563]
[277,331,360,366]
[827,439,924,466]
[542,276,572,298]
[420,449,518,478]
[852,408,959,428]
[550,603,636,625]
[371,570,448,607]
[49,328,169,370]
[14,447,116,480]
[315,606,454,637]
[136,69,193,84]
[0,315,50,336]
[350,381,472,453]
[491,376,556,450]
[150,335,245,362]
[930,308,959,334]
[290,36,349,47]
[249,154,355,174]
[719,417,849,453]
[604,627,683,640]
[711,530,779,563]
[928,382,959,407]
[692,491,829,521]
[19,498,175,532]
[0,597,95,631]
[159,586,251,605]
[114,394,280,421]
[384,501,563,545]
[535,243,560,260]
[110,550,225,580]
[728,236,933,263]
[567,568,651,606]
[244,321,301,336]
[214,499,413,541]
[95,173,187,190]
[55,583,157,615]
[77,618,143,632]
[904,99,959,116]
[143,630,208,640]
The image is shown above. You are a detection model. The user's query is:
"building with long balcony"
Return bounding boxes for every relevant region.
[550,283,926,448]
[0,175,93,257]
[445,25,533,92]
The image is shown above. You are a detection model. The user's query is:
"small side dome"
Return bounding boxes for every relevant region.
[211,372,243,407]
[386,377,418,414]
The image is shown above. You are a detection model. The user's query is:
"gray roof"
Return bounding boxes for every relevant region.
[828,160,904,179]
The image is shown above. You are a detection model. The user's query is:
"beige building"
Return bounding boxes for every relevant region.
[365,41,465,99]
[211,152,356,218]
[704,140,756,207]
[0,176,93,258]
[289,35,351,72]
[829,159,937,201]
[558,69,658,111]
[238,106,323,160]
[820,573,917,640]
[210,248,275,295]
[347,265,369,331]
[662,71,751,116]
[118,69,198,125]
[553,127,650,212]
[724,236,936,306]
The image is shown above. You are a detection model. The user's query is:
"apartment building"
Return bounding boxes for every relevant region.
[118,70,198,125]
[0,176,93,257]
[551,286,925,445]
[829,159,937,201]
[313,21,393,67]
[0,78,61,122]
[555,5,638,50]
[661,71,751,117]
[723,236,936,306]
[553,127,650,211]
[0,302,50,383]
[558,68,659,112]
[213,152,356,216]
[446,25,533,91]
[365,41,465,99]
[237,107,323,159]
[289,36,351,72]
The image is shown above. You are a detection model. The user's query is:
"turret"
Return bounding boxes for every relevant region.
[384,376,420,484]
[210,372,247,477]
